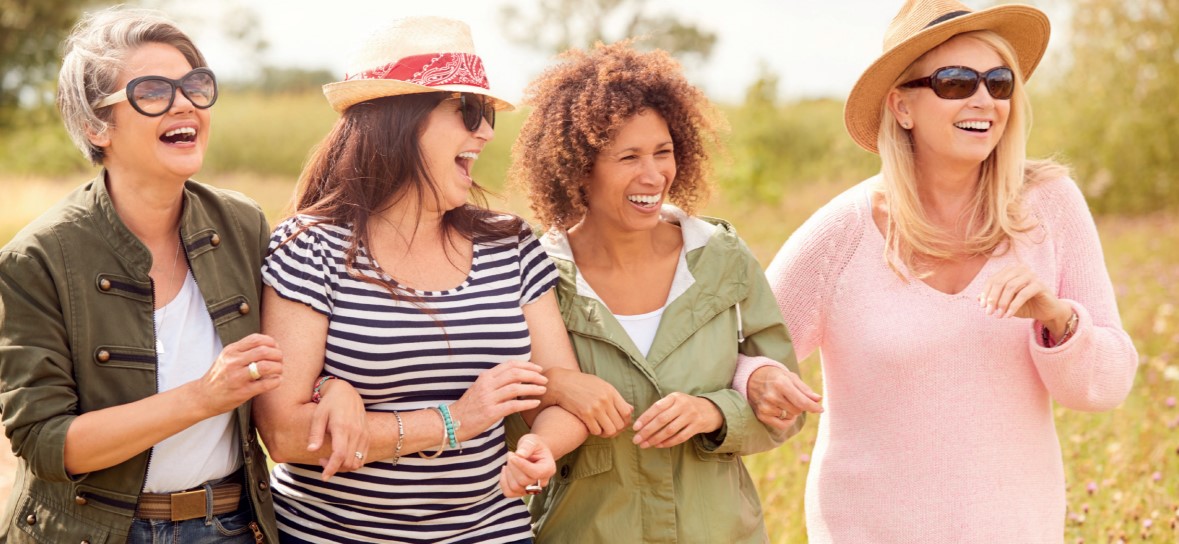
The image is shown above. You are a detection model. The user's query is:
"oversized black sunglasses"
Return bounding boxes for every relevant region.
[93,68,218,116]
[899,66,1014,100]
[450,92,495,132]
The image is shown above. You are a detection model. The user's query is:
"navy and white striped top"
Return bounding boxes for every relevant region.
[261,215,558,544]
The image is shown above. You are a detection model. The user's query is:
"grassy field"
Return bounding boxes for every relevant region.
[1,172,1175,543]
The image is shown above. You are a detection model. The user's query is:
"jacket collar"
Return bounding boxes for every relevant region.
[546,206,750,366]
[541,205,717,305]
[89,169,218,274]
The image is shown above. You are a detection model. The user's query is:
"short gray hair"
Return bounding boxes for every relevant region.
[57,6,206,165]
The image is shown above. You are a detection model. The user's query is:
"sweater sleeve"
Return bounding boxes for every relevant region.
[1027,178,1138,412]
[695,240,800,455]
[0,247,80,483]
[765,189,864,363]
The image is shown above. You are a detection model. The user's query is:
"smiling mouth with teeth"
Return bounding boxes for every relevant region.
[954,121,991,133]
[627,194,661,208]
[161,127,197,143]
[456,151,478,179]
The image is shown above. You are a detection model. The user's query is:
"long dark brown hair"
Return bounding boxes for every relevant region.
[284,92,522,301]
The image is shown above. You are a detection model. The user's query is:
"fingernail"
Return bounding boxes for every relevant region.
[307,443,318,450]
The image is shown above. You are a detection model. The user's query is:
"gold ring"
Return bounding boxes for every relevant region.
[778,409,790,420]
[247,362,261,381]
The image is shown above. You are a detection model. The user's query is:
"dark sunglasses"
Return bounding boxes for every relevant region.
[450,92,495,132]
[899,66,1014,100]
[93,68,218,116]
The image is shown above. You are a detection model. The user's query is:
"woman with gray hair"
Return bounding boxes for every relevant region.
[0,6,283,543]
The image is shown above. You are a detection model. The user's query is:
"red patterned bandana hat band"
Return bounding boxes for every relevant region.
[345,52,490,90]
[321,16,514,114]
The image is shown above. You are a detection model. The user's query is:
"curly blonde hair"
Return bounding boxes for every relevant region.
[510,41,722,230]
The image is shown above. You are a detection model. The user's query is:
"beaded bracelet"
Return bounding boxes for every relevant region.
[438,404,460,451]
[391,411,404,466]
[1040,311,1079,348]
[418,407,447,459]
[310,375,337,403]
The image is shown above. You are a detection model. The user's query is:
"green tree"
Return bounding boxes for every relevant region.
[1033,0,1178,212]
[0,0,96,125]
[499,0,716,59]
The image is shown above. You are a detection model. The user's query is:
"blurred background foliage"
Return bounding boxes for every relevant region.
[0,0,1175,213]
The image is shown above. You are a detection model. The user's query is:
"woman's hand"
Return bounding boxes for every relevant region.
[979,263,1073,335]
[543,367,633,438]
[308,379,369,481]
[499,434,556,498]
[632,392,723,449]
[194,333,283,417]
[449,360,548,441]
[747,365,823,431]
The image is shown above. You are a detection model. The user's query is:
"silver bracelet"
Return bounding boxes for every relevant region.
[392,411,404,466]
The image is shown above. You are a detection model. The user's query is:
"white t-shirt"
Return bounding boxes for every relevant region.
[615,306,666,357]
[143,271,240,493]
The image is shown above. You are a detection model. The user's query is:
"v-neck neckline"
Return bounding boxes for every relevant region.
[861,184,998,299]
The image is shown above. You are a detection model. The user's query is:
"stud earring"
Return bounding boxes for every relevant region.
[901,121,912,129]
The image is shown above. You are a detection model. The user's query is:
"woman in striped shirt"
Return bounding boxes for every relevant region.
[252,17,588,544]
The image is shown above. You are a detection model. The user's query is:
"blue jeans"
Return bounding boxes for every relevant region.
[127,487,257,544]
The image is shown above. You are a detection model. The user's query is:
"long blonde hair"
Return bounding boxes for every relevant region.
[876,30,1067,279]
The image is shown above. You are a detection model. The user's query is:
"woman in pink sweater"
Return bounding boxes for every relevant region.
[745,0,1138,541]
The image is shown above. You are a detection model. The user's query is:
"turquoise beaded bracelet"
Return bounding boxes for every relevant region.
[438,404,459,450]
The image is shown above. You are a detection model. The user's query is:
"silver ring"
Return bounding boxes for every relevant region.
[525,480,543,495]
[354,451,364,460]
[247,361,261,381]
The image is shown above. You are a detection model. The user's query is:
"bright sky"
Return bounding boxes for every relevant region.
[163,0,1068,105]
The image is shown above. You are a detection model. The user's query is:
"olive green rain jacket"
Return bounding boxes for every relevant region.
[0,172,278,543]
[520,209,804,543]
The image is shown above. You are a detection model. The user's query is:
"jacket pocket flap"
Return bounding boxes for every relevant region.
[558,443,613,484]
[14,492,112,543]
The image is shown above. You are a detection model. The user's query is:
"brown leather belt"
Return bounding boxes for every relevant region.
[135,472,244,521]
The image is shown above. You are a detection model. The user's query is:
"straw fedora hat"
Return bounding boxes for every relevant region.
[322,16,514,113]
[844,0,1050,153]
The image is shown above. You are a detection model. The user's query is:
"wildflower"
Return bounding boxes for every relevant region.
[1153,471,1162,482]
[798,453,810,463]
[1166,396,1177,408]
[1086,481,1098,494]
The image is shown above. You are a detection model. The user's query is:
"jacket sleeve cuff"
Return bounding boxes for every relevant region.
[29,416,84,483]
[693,390,746,454]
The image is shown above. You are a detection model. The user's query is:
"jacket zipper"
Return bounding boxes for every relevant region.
[140,229,182,496]
[140,267,158,498]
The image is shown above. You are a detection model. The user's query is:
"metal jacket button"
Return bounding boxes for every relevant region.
[74,495,87,505]
[25,514,35,525]
[258,481,268,490]
[238,302,250,315]
[98,278,111,291]
[209,233,221,247]
[96,350,110,363]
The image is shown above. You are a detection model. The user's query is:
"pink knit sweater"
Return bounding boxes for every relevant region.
[762,175,1137,543]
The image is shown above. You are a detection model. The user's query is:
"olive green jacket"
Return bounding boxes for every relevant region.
[0,172,278,543]
[520,211,803,544]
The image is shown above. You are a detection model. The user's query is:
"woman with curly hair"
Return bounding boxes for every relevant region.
[508,41,821,542]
